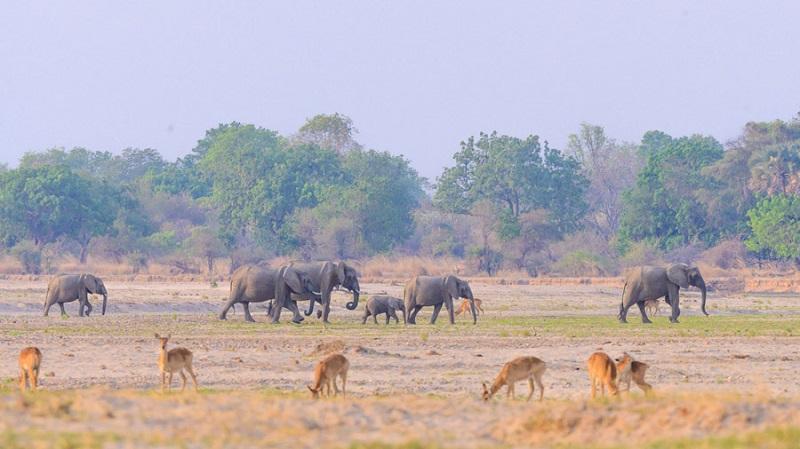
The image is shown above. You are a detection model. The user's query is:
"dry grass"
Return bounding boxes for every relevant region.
[1,389,799,449]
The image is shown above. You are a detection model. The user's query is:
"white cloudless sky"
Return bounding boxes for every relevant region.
[1,1,799,180]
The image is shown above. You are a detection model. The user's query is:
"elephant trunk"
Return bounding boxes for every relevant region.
[345,289,360,311]
[467,292,477,325]
[304,291,321,316]
[698,278,708,316]
[101,293,107,315]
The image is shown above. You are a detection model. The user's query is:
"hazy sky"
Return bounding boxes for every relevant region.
[2,1,799,180]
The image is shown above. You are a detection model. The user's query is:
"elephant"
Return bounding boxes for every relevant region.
[43,274,108,317]
[219,265,320,323]
[362,295,405,325]
[618,263,708,324]
[271,261,360,324]
[404,275,476,325]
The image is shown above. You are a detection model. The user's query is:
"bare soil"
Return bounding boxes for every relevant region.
[1,280,800,448]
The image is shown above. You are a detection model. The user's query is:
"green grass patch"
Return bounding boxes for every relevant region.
[2,314,800,338]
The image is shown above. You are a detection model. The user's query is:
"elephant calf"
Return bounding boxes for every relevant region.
[43,274,108,317]
[362,295,405,325]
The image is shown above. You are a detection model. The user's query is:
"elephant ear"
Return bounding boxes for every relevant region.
[81,274,96,292]
[281,266,305,294]
[336,262,347,285]
[666,264,690,289]
[444,275,459,299]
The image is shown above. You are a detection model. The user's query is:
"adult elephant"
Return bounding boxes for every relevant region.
[271,261,360,324]
[618,263,708,324]
[43,274,108,317]
[404,275,476,325]
[219,265,320,323]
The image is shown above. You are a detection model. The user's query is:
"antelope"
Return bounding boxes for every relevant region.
[456,298,485,316]
[155,333,198,393]
[615,352,653,395]
[482,356,546,402]
[644,299,660,317]
[587,351,618,399]
[18,347,42,391]
[308,354,349,399]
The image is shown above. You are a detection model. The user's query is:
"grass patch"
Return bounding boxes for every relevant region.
[2,314,800,338]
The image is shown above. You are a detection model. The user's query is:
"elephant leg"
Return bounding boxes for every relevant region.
[78,290,87,317]
[321,301,332,324]
[619,299,637,324]
[285,300,304,324]
[668,286,680,323]
[430,302,443,324]
[384,313,390,325]
[84,300,93,316]
[362,309,370,324]
[374,312,379,324]
[636,301,652,324]
[390,309,399,324]
[219,298,238,320]
[58,302,68,317]
[242,302,256,322]
[446,298,455,324]
[408,306,421,324]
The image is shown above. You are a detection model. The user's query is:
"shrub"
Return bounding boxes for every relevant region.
[12,241,42,274]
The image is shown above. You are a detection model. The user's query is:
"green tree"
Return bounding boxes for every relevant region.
[702,118,800,238]
[0,166,116,256]
[619,132,724,250]
[745,195,800,264]
[198,124,345,248]
[435,131,587,237]
[295,113,362,154]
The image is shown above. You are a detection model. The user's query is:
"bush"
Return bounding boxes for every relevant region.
[552,250,612,276]
[620,240,663,268]
[698,239,748,269]
[12,241,42,274]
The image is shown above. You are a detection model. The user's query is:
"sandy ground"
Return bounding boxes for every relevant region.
[1,280,800,448]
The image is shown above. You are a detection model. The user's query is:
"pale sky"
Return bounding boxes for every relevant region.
[1,1,799,180]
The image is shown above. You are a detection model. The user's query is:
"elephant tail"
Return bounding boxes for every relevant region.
[618,281,628,318]
[43,282,52,309]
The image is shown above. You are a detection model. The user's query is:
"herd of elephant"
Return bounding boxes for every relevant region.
[42,261,709,324]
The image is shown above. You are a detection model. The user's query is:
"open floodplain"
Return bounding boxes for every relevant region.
[1,279,800,449]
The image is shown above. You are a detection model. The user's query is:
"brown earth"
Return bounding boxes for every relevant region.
[1,280,800,448]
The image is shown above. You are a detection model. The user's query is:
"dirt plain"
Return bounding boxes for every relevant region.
[1,279,800,448]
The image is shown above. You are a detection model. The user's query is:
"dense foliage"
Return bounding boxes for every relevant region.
[1,113,799,274]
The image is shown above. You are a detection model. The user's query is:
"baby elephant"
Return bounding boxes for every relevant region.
[362,295,405,325]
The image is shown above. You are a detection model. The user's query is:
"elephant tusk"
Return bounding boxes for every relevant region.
[311,290,321,296]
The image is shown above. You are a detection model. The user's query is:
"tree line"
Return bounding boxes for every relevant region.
[1,113,798,275]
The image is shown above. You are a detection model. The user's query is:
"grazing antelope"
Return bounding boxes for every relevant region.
[308,354,349,399]
[155,333,198,393]
[587,351,618,399]
[456,298,485,316]
[18,347,42,391]
[644,299,660,317]
[482,356,546,402]
[615,352,653,395]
